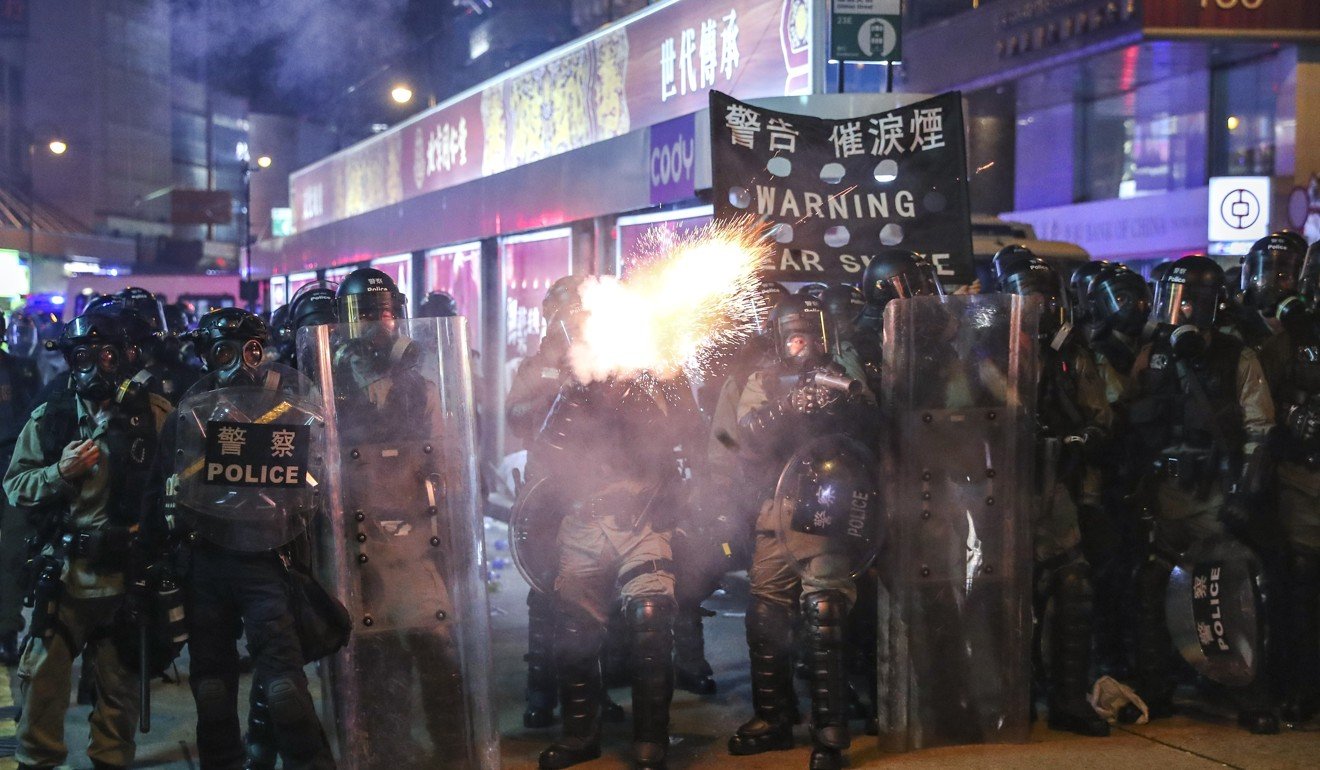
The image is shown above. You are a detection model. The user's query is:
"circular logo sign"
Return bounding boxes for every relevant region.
[1219,188,1261,231]
[858,18,897,58]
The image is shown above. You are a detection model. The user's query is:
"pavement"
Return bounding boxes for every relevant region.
[2,519,1316,769]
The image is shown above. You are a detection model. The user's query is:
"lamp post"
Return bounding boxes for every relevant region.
[26,134,68,263]
[237,142,272,306]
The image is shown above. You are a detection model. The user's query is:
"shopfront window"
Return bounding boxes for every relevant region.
[369,254,413,310]
[425,242,483,352]
[1211,54,1283,178]
[1078,70,1208,202]
[615,206,712,277]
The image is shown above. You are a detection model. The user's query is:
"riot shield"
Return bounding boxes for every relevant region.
[172,363,323,552]
[773,435,880,580]
[1166,536,1264,688]
[877,294,1038,751]
[298,318,497,770]
[510,477,564,595]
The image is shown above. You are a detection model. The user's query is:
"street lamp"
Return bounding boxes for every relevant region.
[390,84,414,105]
[27,132,69,262]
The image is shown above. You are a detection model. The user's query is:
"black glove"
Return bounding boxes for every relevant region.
[1287,401,1320,446]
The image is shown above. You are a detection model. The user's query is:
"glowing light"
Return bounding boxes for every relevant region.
[256,155,272,169]
[1226,115,1240,131]
[47,140,67,155]
[568,216,771,382]
[391,85,414,104]
[51,294,65,305]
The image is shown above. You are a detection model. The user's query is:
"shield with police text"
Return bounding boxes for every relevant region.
[877,293,1039,751]
[1166,536,1264,688]
[773,434,880,580]
[298,318,497,770]
[173,363,324,552]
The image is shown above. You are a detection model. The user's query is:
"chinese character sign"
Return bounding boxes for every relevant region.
[204,420,311,488]
[710,90,974,284]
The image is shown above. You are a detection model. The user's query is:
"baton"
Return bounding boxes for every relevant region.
[139,620,151,733]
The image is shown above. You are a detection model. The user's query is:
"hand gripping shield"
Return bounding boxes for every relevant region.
[298,318,498,770]
[877,294,1039,751]
[1165,536,1264,688]
[172,363,323,552]
[773,435,881,581]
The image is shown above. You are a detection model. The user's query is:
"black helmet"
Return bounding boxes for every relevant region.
[1241,232,1306,317]
[115,287,168,335]
[288,281,338,334]
[994,248,1070,334]
[163,302,194,335]
[1089,265,1152,339]
[189,307,270,385]
[85,294,161,349]
[336,268,406,341]
[1153,255,1226,329]
[417,290,459,319]
[797,283,829,299]
[1068,260,1111,322]
[752,280,789,334]
[58,311,141,400]
[768,294,829,369]
[542,275,587,324]
[819,284,865,341]
[862,249,944,308]
[5,312,39,357]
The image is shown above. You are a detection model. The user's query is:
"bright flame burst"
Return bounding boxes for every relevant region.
[568,217,772,382]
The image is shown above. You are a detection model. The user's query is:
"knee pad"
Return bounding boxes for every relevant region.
[626,597,676,634]
[803,591,849,645]
[747,596,795,653]
[1054,562,1095,605]
[193,677,230,724]
[265,675,307,726]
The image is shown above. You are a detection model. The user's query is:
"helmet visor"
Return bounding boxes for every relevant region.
[1154,282,1218,328]
[1242,250,1301,313]
[870,267,942,303]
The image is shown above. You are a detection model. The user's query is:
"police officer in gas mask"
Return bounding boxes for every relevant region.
[993,247,1113,737]
[1250,233,1320,723]
[724,295,873,770]
[3,309,172,770]
[853,250,945,395]
[277,282,338,369]
[142,307,335,770]
[1088,264,1154,399]
[116,288,201,402]
[1126,254,1278,732]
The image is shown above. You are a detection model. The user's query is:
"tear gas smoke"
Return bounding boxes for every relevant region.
[567,217,772,383]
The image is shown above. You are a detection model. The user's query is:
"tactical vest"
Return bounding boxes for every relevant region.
[35,386,159,528]
[1038,344,1086,439]
[1130,331,1245,455]
[1091,334,1136,377]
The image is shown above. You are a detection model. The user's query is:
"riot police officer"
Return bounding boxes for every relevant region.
[725,295,874,770]
[144,308,336,770]
[534,371,690,770]
[1249,233,1320,722]
[853,250,945,394]
[1127,255,1278,732]
[1088,264,1153,402]
[116,287,201,402]
[0,313,40,664]
[3,309,172,770]
[993,248,1112,737]
[417,291,460,319]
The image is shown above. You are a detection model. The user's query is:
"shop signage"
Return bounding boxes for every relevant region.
[1145,0,1320,37]
[291,0,812,234]
[1008,187,1209,262]
[649,114,697,205]
[831,0,902,62]
[711,90,974,284]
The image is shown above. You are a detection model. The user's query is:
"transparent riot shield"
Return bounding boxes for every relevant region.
[877,294,1038,751]
[172,363,323,551]
[298,318,497,770]
[1166,536,1264,688]
[773,435,881,581]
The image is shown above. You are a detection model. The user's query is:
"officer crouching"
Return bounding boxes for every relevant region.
[3,310,171,770]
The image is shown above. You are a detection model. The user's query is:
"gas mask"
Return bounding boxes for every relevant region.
[1169,325,1207,360]
[68,343,131,401]
[204,338,265,386]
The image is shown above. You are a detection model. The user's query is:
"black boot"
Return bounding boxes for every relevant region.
[244,682,278,770]
[0,631,20,667]
[628,598,676,770]
[1282,550,1320,724]
[804,591,851,770]
[1046,564,1110,737]
[728,598,796,756]
[673,605,717,695]
[525,590,559,729]
[539,608,605,770]
[1132,557,1176,719]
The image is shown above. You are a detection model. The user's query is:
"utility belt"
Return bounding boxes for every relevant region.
[1151,447,1238,498]
[68,526,134,571]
